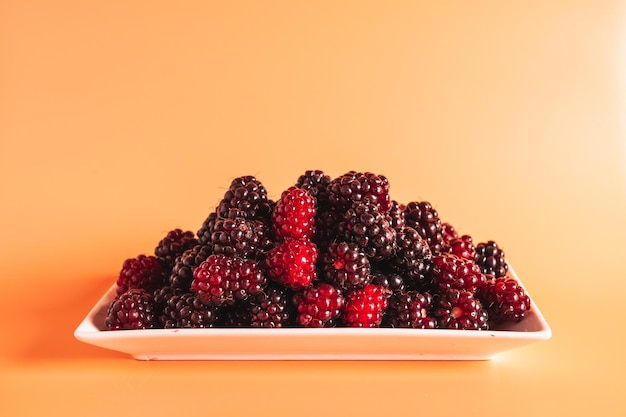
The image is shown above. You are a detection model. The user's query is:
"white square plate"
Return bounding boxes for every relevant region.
[74,268,551,360]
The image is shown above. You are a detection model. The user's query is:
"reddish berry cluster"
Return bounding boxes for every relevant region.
[106,170,532,330]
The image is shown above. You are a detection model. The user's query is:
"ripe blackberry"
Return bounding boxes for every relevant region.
[387,200,406,229]
[404,201,445,254]
[295,169,331,208]
[293,283,344,327]
[313,206,342,252]
[328,171,392,214]
[383,291,436,329]
[210,216,273,259]
[152,285,184,322]
[264,238,318,290]
[249,285,295,328]
[272,186,317,241]
[191,254,267,306]
[338,201,396,261]
[384,226,432,289]
[431,253,486,295]
[197,211,218,246]
[169,244,213,291]
[160,292,220,328]
[480,276,531,324]
[319,241,371,290]
[154,228,198,271]
[217,175,272,221]
[432,289,489,330]
[342,284,389,328]
[475,240,509,278]
[105,289,155,330]
[218,302,253,327]
[115,254,165,296]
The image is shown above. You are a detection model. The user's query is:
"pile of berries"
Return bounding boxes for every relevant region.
[105,170,531,331]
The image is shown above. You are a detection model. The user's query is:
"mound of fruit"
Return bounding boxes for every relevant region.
[105,170,531,331]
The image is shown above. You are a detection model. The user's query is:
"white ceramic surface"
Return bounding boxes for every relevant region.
[74,268,551,360]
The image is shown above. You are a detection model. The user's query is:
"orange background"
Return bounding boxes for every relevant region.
[2,1,626,416]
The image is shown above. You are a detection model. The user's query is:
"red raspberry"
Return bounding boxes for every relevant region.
[342,284,389,327]
[272,186,317,241]
[480,276,531,324]
[431,253,486,295]
[293,283,344,327]
[191,254,266,306]
[433,289,489,330]
[105,289,155,330]
[265,239,318,290]
[115,254,165,296]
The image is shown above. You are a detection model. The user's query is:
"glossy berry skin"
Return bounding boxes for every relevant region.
[105,289,155,330]
[293,283,344,327]
[383,291,436,329]
[480,276,531,324]
[433,289,489,330]
[319,241,371,290]
[431,253,486,295]
[265,238,318,290]
[475,240,509,278]
[272,186,317,241]
[115,254,165,296]
[191,254,267,306]
[342,284,389,327]
[154,229,198,271]
[160,293,219,328]
[328,171,392,214]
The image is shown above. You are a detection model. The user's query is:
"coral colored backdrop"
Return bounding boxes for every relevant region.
[1,1,625,416]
